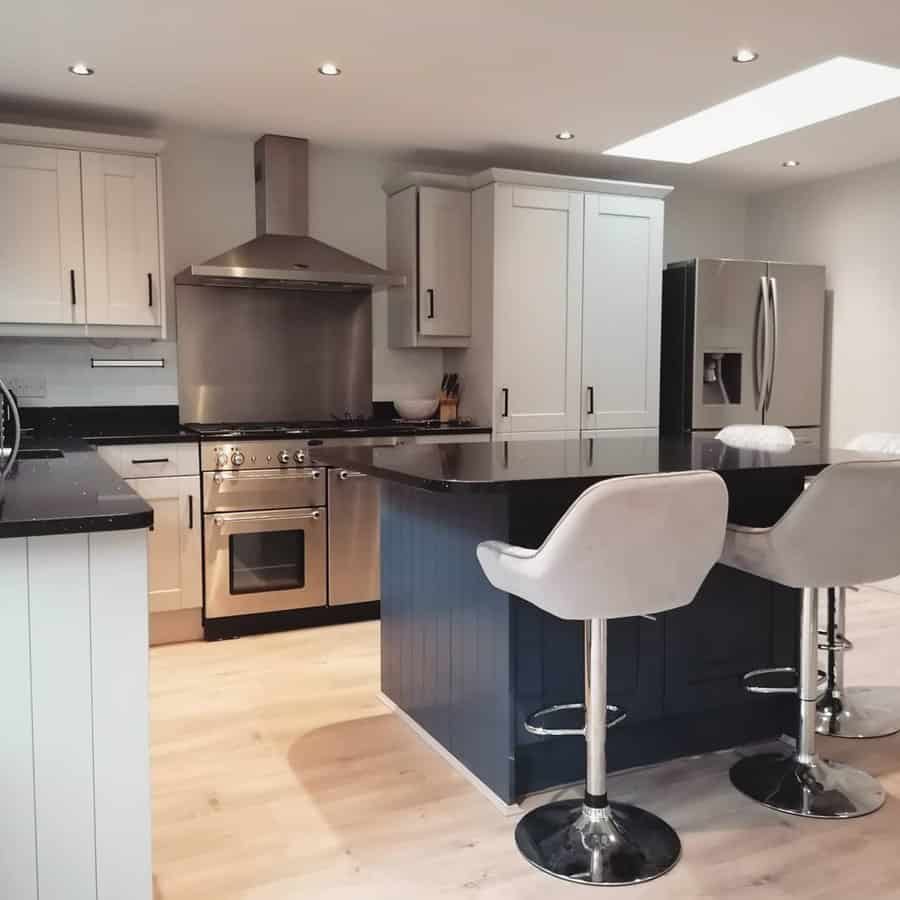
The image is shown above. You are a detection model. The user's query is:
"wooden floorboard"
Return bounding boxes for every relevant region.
[151,587,900,899]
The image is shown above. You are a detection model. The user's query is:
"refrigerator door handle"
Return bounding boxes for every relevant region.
[755,276,770,411]
[766,276,779,415]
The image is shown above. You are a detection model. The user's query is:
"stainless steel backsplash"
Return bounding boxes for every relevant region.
[175,285,373,424]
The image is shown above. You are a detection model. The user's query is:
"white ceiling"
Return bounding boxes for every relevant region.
[4,0,900,192]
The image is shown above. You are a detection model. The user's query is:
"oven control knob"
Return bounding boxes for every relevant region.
[293,450,305,464]
[231,451,245,466]
[216,451,229,467]
[278,450,291,465]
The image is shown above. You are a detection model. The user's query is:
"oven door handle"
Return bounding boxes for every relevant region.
[211,509,321,532]
[212,469,321,484]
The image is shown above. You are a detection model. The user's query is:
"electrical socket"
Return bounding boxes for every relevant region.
[5,375,47,399]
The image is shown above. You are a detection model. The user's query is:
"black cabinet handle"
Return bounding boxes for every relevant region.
[147,273,153,307]
[587,385,595,415]
[426,288,435,319]
[70,269,76,306]
[502,388,509,417]
[188,494,194,530]
[131,457,169,465]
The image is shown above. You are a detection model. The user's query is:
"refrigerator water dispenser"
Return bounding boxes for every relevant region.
[702,352,741,405]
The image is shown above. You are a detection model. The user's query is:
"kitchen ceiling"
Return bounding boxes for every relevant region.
[3,0,900,191]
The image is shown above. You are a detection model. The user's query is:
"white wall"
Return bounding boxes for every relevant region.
[664,186,748,264]
[0,127,444,407]
[746,158,900,447]
[0,119,749,411]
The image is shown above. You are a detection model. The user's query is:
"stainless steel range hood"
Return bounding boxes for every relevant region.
[175,135,404,291]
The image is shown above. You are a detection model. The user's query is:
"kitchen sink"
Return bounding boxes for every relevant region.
[17,449,64,460]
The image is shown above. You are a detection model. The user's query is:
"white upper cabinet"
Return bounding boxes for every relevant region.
[0,144,86,325]
[82,152,161,327]
[386,181,471,348]
[581,193,664,430]
[493,185,584,434]
[0,126,165,338]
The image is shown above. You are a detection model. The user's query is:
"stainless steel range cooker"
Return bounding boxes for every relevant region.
[200,435,402,623]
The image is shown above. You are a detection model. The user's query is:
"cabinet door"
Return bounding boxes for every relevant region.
[418,187,471,337]
[0,144,85,324]
[82,152,161,326]
[582,194,664,430]
[127,476,201,612]
[494,185,583,434]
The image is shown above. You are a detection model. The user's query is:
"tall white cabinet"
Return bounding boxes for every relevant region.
[447,168,671,439]
[0,124,166,338]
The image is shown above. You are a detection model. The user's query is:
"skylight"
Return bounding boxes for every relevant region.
[604,56,900,164]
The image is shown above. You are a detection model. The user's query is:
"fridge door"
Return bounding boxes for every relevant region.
[692,259,768,430]
[327,468,381,606]
[764,263,826,428]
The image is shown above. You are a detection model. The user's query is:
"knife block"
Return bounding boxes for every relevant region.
[439,397,459,422]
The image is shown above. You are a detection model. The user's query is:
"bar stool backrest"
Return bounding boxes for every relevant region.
[746,459,900,588]
[480,471,728,620]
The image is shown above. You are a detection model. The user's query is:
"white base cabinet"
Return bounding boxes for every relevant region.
[0,530,151,900]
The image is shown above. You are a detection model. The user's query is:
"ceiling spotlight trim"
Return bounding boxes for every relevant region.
[68,63,95,76]
[782,160,800,167]
[732,49,759,64]
[317,62,342,76]
[555,130,575,141]
[603,56,900,164]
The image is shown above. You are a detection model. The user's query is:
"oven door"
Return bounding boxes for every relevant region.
[204,507,327,618]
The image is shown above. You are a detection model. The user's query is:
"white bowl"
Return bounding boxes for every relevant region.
[394,398,438,420]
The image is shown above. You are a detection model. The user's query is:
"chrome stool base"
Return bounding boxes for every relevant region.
[730,751,885,819]
[817,686,900,739]
[515,800,681,886]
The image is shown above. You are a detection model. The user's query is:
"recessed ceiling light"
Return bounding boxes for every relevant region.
[732,49,759,64]
[603,56,900,164]
[555,130,575,141]
[68,63,95,76]
[782,159,800,167]
[317,62,341,76]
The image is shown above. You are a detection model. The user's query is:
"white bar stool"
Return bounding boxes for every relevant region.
[817,432,900,739]
[721,458,900,818]
[477,471,728,886]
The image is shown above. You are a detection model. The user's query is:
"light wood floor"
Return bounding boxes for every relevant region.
[151,588,900,899]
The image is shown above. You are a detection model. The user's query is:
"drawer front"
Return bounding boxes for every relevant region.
[97,442,200,478]
[203,468,326,513]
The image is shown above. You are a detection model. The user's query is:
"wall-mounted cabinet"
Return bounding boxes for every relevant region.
[444,169,670,438]
[385,177,471,348]
[0,125,166,339]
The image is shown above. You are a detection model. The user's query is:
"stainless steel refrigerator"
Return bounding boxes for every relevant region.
[660,258,826,440]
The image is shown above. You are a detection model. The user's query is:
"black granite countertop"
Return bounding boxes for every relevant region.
[0,439,153,538]
[19,404,490,444]
[310,433,869,494]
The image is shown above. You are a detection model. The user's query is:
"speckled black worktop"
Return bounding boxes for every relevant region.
[0,439,152,538]
[311,432,865,494]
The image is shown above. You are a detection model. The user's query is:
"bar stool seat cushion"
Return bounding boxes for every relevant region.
[477,470,728,621]
[722,458,900,588]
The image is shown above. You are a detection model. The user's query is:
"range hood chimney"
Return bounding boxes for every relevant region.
[175,135,404,291]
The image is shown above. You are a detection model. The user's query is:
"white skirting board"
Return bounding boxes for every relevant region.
[0,529,151,900]
[377,691,522,817]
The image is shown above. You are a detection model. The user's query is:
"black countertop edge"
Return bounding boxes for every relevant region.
[87,431,199,445]
[0,438,153,539]
[192,425,492,441]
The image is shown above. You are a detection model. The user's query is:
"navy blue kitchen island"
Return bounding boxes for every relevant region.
[313,434,862,806]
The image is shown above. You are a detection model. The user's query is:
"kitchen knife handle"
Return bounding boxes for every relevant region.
[501,388,509,417]
[587,385,595,415]
[148,273,153,307]
[426,288,435,319]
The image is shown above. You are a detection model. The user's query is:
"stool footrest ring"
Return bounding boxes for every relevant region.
[743,667,829,696]
[524,702,627,736]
